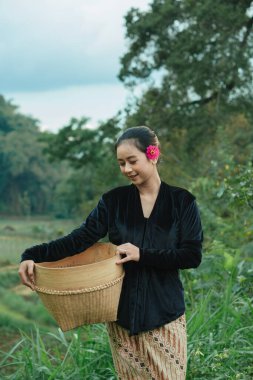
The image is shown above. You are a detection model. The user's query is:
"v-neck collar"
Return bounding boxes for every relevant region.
[133,181,163,220]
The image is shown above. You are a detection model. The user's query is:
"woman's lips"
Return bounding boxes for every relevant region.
[128,174,138,180]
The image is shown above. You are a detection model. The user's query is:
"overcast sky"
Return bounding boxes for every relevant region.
[0,0,149,131]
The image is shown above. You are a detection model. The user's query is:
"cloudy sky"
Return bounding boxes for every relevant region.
[0,0,149,132]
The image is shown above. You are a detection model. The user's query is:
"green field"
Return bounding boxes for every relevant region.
[0,217,252,379]
[0,217,79,265]
[0,217,117,379]
[0,217,79,349]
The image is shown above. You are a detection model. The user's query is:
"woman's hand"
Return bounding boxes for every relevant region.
[18,260,35,290]
[116,243,140,264]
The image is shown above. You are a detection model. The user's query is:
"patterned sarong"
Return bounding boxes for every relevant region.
[106,315,187,380]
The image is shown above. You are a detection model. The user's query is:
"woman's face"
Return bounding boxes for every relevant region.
[116,140,157,186]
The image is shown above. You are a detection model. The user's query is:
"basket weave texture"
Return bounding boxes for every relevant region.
[34,242,124,331]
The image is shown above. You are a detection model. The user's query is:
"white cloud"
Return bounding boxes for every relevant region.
[1,0,150,131]
[5,84,129,132]
[0,0,150,91]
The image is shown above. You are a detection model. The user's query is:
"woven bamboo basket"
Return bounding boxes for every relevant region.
[34,242,124,331]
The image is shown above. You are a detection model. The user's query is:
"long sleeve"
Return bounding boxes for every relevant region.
[139,200,203,270]
[20,197,108,263]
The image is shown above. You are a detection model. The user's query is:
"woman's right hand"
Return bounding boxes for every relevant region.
[18,260,35,290]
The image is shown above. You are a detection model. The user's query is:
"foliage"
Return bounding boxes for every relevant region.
[0,212,252,379]
[120,0,253,105]
[41,116,121,169]
[40,114,127,214]
[1,260,252,379]
[1,1,253,218]
[182,186,253,379]
[0,325,116,380]
[0,96,65,215]
[119,0,253,174]
[222,161,253,210]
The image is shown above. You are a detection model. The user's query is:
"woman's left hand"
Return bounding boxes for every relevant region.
[116,243,140,264]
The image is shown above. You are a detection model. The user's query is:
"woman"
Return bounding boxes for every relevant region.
[19,126,203,380]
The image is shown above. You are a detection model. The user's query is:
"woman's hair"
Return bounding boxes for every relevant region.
[115,126,160,153]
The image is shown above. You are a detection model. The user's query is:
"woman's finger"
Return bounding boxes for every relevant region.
[27,262,35,283]
[116,256,130,265]
[18,261,35,290]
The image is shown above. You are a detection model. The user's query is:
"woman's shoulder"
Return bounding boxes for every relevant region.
[162,181,196,204]
[102,184,133,200]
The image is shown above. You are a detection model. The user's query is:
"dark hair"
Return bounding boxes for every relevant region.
[115,126,160,154]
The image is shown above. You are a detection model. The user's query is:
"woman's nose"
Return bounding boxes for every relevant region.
[124,163,132,173]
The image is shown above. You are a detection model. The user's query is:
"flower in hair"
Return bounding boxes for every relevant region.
[146,145,160,160]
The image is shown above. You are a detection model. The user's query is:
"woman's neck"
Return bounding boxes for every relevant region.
[137,173,161,197]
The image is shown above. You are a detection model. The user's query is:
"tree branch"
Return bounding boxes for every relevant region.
[178,15,253,109]
[241,16,253,48]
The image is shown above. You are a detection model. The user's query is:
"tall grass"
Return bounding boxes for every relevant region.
[0,325,116,380]
[1,272,252,379]
[184,237,253,380]
[187,288,253,379]
[0,217,252,379]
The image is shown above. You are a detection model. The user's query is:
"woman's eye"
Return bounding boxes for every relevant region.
[118,160,137,167]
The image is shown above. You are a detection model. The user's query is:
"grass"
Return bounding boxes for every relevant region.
[0,216,252,379]
[1,279,252,379]
[0,325,116,380]
[0,216,79,265]
[0,217,76,341]
[0,236,41,266]
[186,288,253,379]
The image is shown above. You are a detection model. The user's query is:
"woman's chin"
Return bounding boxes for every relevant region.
[128,175,139,182]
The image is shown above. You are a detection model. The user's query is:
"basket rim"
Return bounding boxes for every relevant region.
[35,253,119,271]
[34,272,125,295]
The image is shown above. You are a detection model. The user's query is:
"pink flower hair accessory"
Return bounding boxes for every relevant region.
[146,145,160,160]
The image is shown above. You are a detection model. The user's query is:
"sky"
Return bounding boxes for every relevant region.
[0,0,150,132]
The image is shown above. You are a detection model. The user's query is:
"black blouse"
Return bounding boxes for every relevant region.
[21,181,203,335]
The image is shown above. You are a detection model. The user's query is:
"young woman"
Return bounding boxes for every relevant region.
[19,126,203,380]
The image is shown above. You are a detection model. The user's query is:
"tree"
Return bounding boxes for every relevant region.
[0,96,62,215]
[120,0,253,103]
[42,116,121,168]
[40,115,126,214]
[119,0,253,167]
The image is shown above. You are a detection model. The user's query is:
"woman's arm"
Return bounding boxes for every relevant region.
[19,197,108,288]
[138,200,203,270]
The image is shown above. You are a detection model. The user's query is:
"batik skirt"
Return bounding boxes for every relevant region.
[106,314,187,380]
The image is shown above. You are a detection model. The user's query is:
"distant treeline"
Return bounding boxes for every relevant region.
[0,95,124,217]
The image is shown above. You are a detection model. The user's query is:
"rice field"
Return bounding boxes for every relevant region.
[0,217,79,265]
